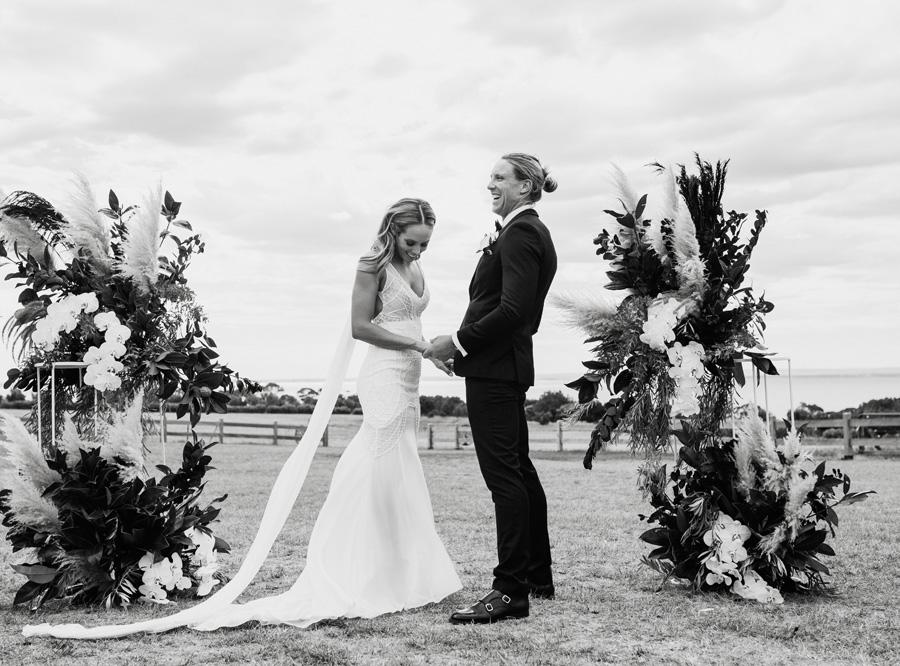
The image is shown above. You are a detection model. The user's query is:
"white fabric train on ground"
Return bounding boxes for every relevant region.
[23,269,461,638]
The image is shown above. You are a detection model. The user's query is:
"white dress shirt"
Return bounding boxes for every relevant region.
[451,205,537,357]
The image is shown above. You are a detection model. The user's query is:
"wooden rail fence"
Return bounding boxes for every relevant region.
[149,411,900,458]
[150,415,576,451]
[799,412,900,459]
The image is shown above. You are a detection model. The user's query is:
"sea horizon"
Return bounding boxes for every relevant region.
[264,367,900,417]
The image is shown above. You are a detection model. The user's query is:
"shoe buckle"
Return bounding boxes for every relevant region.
[485,603,494,612]
[501,594,511,604]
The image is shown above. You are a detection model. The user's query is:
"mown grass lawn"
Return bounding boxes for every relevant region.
[1,437,897,665]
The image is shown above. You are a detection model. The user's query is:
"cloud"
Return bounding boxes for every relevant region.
[2,0,899,380]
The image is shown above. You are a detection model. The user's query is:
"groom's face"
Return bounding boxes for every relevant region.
[488,159,530,218]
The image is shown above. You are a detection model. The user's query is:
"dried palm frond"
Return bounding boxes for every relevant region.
[549,291,620,337]
[0,414,60,491]
[116,187,161,294]
[101,390,145,476]
[55,551,113,595]
[58,173,111,269]
[0,211,50,262]
[2,300,46,361]
[0,191,71,250]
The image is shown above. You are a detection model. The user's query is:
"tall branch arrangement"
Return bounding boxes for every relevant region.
[557,156,871,603]
[561,157,775,469]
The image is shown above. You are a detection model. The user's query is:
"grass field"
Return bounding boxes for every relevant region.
[1,425,899,664]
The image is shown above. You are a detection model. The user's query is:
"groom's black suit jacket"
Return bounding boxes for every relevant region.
[454,209,557,387]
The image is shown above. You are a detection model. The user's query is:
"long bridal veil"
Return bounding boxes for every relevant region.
[22,319,356,639]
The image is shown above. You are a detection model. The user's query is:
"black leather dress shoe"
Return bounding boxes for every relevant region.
[528,582,555,599]
[448,590,529,624]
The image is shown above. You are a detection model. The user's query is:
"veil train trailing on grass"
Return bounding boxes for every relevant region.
[23,294,461,638]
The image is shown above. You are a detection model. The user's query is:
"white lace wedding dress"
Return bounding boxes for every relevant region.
[23,263,461,639]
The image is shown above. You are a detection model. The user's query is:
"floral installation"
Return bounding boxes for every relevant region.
[640,413,873,603]
[0,406,229,609]
[557,157,776,471]
[557,156,872,602]
[0,176,255,609]
[0,179,260,440]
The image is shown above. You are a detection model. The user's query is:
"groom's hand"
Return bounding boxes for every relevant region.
[429,335,457,363]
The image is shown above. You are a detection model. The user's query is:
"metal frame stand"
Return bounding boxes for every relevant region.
[732,355,796,438]
[35,361,98,450]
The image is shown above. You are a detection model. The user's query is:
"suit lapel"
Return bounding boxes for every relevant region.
[496,208,537,241]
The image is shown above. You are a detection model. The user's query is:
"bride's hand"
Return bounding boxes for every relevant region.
[429,356,453,376]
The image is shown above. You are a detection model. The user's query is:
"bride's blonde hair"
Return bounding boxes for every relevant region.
[360,198,436,274]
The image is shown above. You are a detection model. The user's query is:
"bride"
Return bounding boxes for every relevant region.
[23,197,461,638]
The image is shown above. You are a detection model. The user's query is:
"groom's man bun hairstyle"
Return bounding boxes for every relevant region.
[502,152,558,202]
[360,197,436,274]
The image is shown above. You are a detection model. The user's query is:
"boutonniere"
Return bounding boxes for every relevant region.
[477,221,503,256]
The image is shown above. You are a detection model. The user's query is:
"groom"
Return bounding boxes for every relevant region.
[427,152,558,623]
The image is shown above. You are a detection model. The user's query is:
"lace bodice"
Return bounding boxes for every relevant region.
[372,262,429,325]
[357,261,428,459]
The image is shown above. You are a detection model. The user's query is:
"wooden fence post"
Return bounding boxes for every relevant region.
[428,424,434,450]
[321,425,328,447]
[842,411,853,459]
[557,421,564,452]
[217,419,224,444]
[273,421,279,446]
[455,425,461,450]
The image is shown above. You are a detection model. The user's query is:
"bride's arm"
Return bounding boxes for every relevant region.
[351,266,428,353]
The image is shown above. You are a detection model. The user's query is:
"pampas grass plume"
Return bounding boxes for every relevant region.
[101,391,145,477]
[784,471,816,540]
[59,173,111,268]
[0,414,61,491]
[549,290,619,337]
[59,414,89,463]
[0,414,62,532]
[609,163,639,214]
[736,413,779,470]
[6,478,62,533]
[116,186,161,294]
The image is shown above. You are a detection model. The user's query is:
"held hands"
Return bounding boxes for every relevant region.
[425,335,458,363]
[421,335,457,376]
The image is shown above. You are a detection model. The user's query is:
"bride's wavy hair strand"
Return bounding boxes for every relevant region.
[360,198,435,274]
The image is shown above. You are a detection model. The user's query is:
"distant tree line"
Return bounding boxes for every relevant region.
[7,385,896,433]
[141,384,577,422]
[788,398,900,437]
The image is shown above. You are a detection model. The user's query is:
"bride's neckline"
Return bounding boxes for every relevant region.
[387,262,425,299]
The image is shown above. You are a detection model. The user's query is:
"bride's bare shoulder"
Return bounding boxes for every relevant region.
[356,258,386,289]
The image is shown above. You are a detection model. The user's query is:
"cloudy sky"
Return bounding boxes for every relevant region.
[1,0,898,389]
